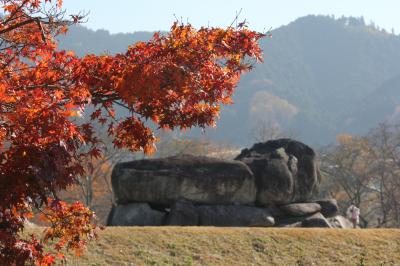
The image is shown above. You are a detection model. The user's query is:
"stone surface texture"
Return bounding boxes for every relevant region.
[235,139,321,205]
[279,202,322,217]
[197,205,275,227]
[108,140,349,228]
[112,155,256,206]
[107,203,165,226]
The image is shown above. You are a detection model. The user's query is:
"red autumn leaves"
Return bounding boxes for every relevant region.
[0,0,264,265]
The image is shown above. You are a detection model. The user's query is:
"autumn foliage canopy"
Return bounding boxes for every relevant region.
[0,0,264,264]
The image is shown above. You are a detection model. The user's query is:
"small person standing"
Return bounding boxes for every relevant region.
[346,204,360,228]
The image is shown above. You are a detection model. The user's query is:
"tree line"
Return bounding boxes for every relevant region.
[320,123,400,228]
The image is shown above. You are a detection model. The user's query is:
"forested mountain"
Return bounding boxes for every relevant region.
[58,15,400,146]
[58,26,153,56]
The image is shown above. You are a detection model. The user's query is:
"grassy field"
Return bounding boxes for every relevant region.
[31,227,400,266]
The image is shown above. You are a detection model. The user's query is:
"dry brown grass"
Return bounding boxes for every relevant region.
[30,227,400,265]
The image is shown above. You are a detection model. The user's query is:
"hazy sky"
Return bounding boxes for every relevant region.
[62,1,399,34]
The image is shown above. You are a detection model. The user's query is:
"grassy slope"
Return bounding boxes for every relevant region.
[40,227,400,266]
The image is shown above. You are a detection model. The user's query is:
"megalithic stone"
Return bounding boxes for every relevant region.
[112,154,257,206]
[235,138,321,205]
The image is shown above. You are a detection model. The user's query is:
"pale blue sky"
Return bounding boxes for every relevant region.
[62,1,399,34]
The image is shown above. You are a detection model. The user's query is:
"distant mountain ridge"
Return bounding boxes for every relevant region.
[58,26,153,56]
[58,15,400,146]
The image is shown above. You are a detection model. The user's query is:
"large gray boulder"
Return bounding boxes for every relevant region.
[316,199,339,218]
[107,203,166,226]
[235,139,321,205]
[328,215,354,228]
[197,205,275,227]
[112,155,256,206]
[278,221,303,228]
[301,212,332,228]
[166,199,199,226]
[275,216,306,227]
[279,202,321,217]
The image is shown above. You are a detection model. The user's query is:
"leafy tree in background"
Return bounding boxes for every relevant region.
[0,0,264,264]
[320,125,400,228]
[320,134,375,227]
